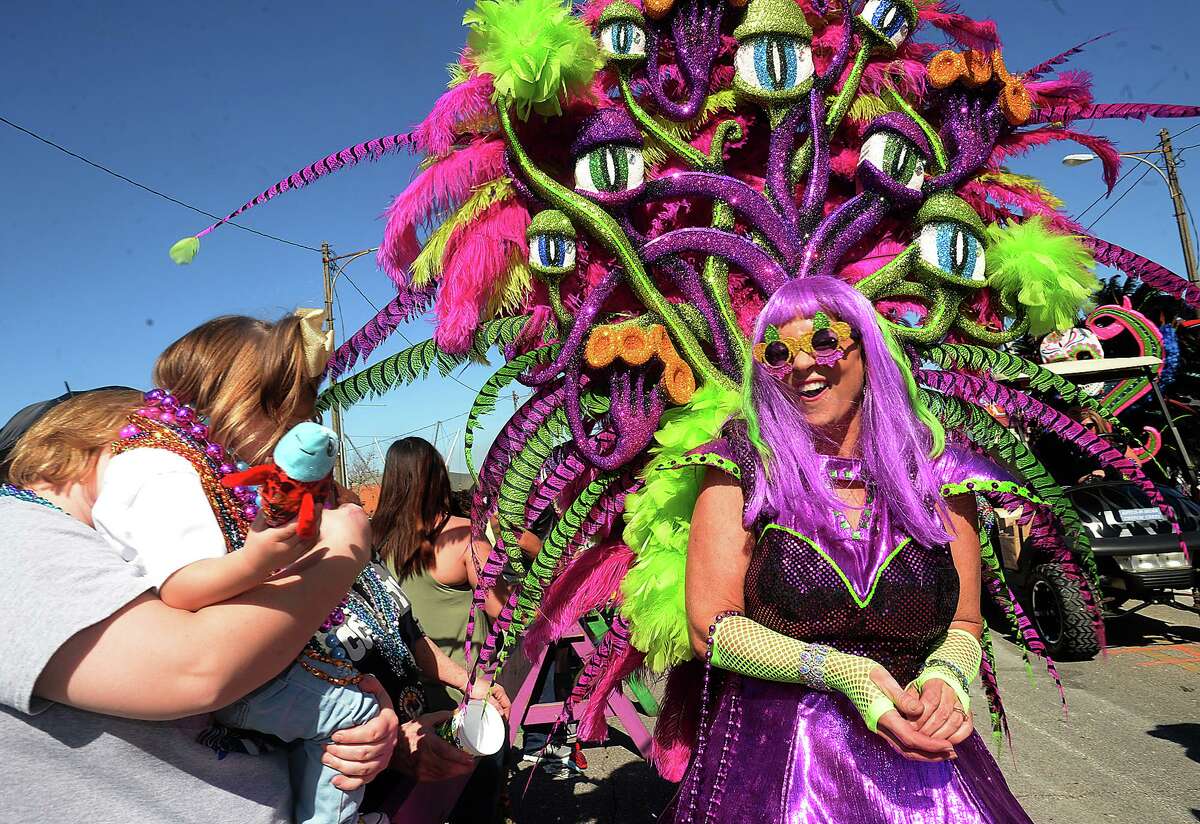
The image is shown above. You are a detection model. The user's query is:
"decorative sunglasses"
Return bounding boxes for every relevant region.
[752,313,859,372]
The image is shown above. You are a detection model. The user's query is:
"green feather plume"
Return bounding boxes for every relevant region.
[464,0,601,119]
[985,216,1099,337]
[620,384,741,672]
[169,236,200,265]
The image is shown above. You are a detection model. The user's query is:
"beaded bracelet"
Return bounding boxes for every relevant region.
[918,656,971,698]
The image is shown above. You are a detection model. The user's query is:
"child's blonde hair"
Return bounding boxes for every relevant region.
[4,389,144,487]
[153,314,320,464]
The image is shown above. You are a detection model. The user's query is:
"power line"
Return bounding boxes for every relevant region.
[0,114,320,253]
[1086,164,1154,231]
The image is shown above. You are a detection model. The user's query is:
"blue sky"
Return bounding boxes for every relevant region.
[2,0,1199,473]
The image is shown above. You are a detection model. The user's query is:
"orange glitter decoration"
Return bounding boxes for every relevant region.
[962,50,993,87]
[584,326,619,368]
[583,322,697,404]
[644,0,674,20]
[927,51,966,89]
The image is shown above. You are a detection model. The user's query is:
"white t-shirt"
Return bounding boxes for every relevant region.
[92,448,228,589]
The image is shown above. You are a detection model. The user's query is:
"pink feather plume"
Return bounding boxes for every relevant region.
[434,197,530,352]
[377,137,508,282]
[992,127,1122,191]
[410,73,498,156]
[919,3,1001,51]
[523,542,636,657]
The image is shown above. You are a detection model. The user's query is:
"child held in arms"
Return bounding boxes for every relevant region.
[93,312,387,824]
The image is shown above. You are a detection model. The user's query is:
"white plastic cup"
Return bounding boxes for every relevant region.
[446,699,505,757]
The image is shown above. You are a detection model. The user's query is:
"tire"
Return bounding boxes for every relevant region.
[1027,563,1102,660]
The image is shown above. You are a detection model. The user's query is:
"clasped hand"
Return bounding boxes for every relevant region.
[870,667,972,763]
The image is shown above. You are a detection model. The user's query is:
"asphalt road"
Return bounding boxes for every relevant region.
[505,597,1200,824]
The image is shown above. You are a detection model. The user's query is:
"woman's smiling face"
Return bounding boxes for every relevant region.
[773,313,866,435]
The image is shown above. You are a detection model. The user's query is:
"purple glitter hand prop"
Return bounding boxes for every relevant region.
[644,0,724,121]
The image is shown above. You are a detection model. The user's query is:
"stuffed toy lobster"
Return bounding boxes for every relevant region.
[221,421,338,538]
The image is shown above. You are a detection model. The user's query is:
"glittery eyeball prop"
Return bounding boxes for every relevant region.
[857,112,931,206]
[526,210,577,280]
[914,193,988,287]
[596,1,647,63]
[732,0,815,103]
[572,108,646,205]
[856,0,918,52]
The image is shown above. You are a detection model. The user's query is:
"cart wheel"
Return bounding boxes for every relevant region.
[1028,563,1102,660]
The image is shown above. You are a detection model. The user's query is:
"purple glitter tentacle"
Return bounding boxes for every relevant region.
[767,106,803,233]
[523,266,622,386]
[642,173,798,266]
[820,2,855,87]
[642,227,789,294]
[643,0,723,122]
[799,92,831,232]
[798,194,890,279]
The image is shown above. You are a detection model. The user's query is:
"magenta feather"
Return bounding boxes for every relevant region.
[377,137,508,282]
[324,284,436,379]
[1033,102,1200,126]
[919,3,1000,51]
[992,127,1122,191]
[410,74,498,156]
[959,180,1061,222]
[1083,235,1200,308]
[578,641,644,743]
[652,661,704,781]
[190,132,413,242]
[434,197,530,352]
[1023,33,1114,81]
[1026,70,1094,111]
[523,542,635,657]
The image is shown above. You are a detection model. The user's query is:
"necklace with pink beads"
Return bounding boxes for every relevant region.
[114,388,259,551]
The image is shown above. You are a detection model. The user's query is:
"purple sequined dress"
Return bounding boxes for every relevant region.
[669,426,1034,824]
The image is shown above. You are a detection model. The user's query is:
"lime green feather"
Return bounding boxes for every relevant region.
[985,216,1099,337]
[464,0,601,119]
[169,236,200,265]
[620,384,741,672]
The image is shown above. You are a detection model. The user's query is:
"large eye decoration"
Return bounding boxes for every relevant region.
[732,0,815,101]
[914,193,989,286]
[576,144,645,193]
[597,2,647,62]
[571,109,646,201]
[526,210,577,278]
[859,131,925,192]
[857,0,918,51]
[919,223,985,284]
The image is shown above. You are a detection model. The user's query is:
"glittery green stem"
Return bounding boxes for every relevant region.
[855,246,915,300]
[790,46,870,182]
[618,72,711,171]
[498,103,726,389]
[955,314,1030,346]
[883,87,948,172]
[547,281,571,331]
[878,284,962,345]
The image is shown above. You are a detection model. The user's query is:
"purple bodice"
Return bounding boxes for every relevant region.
[694,427,1013,684]
[746,524,958,685]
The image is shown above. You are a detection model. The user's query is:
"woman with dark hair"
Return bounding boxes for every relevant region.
[673,276,1034,823]
[311,435,513,817]
[373,437,507,712]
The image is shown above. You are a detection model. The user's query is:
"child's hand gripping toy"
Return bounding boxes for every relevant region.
[221,421,338,538]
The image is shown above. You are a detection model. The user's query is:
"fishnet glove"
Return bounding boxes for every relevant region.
[709,614,895,732]
[913,628,981,713]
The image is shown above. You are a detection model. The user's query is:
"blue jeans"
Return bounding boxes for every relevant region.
[215,659,379,824]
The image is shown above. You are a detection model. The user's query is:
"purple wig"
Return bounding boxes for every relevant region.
[741,276,950,548]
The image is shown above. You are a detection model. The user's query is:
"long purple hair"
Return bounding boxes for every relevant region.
[741,276,950,548]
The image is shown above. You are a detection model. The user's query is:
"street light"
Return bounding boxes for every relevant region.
[1061,129,1199,289]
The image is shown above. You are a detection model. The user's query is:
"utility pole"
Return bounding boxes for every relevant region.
[1159,129,1200,288]
[322,242,348,487]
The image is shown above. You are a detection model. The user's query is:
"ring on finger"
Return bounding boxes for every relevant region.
[951,706,968,719]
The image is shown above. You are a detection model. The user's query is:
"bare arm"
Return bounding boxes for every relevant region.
[412,634,469,693]
[684,470,754,657]
[945,495,984,639]
[158,548,278,612]
[34,505,373,720]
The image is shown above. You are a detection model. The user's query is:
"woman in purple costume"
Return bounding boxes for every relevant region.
[672,276,1033,823]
